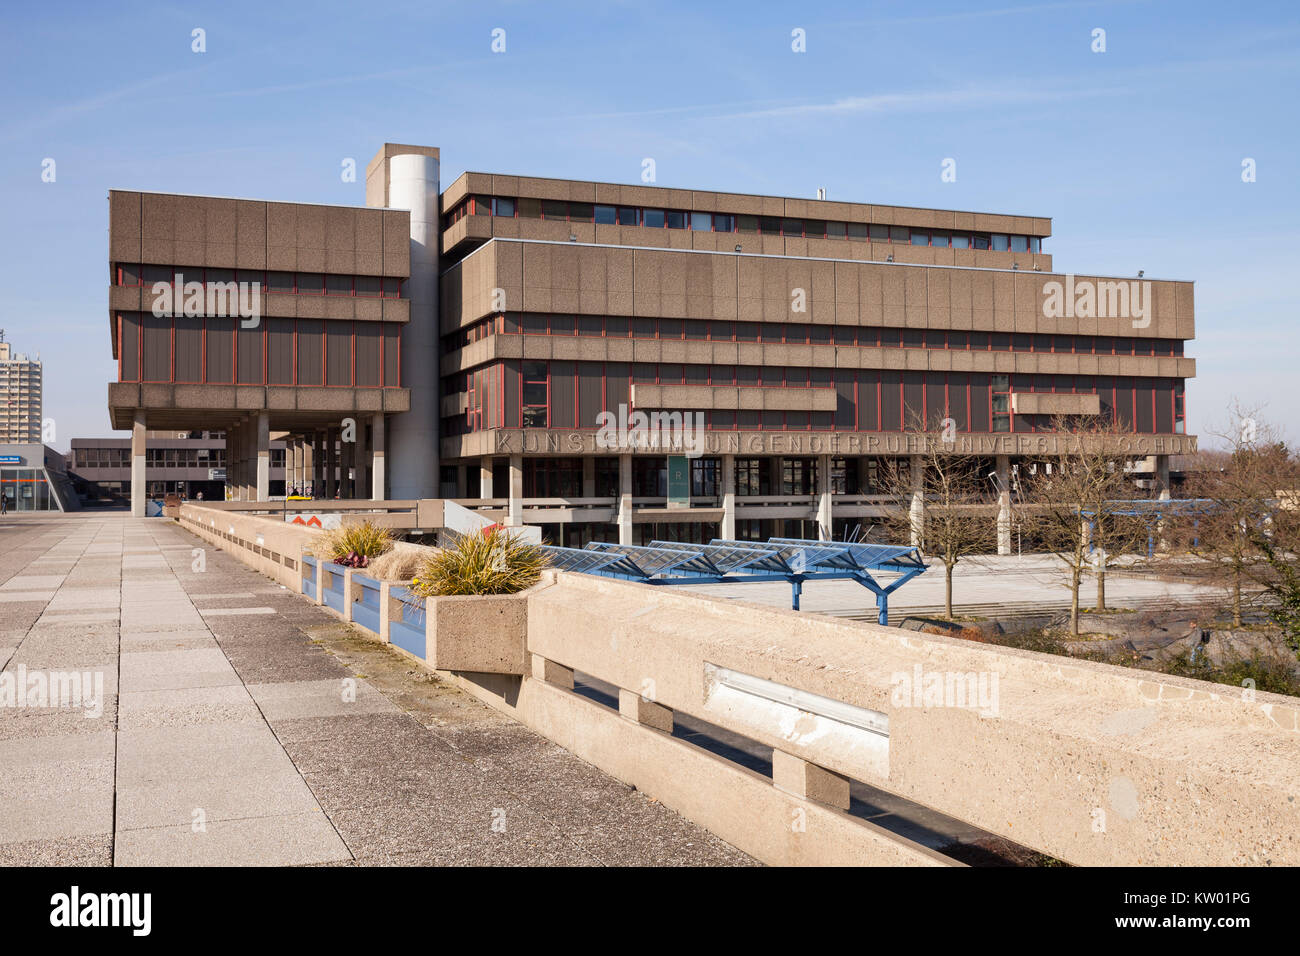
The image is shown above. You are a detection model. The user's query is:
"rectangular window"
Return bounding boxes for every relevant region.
[973,234,991,250]
[267,319,294,385]
[951,234,970,249]
[782,219,803,237]
[666,210,686,229]
[518,198,541,219]
[542,200,568,220]
[494,197,516,217]
[356,324,380,387]
[1010,235,1029,253]
[297,320,322,385]
[690,212,712,231]
[326,274,352,296]
[119,313,140,380]
[383,325,399,386]
[713,214,734,233]
[594,205,616,225]
[991,234,1009,252]
[141,314,172,380]
[171,316,201,383]
[326,323,352,385]
[643,209,665,228]
[889,226,908,243]
[568,203,594,223]
[237,324,264,384]
[206,317,235,383]
[826,221,846,239]
[736,215,759,234]
[617,207,639,226]
[911,230,929,246]
[522,361,548,427]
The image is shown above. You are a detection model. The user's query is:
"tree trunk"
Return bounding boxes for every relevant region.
[945,562,954,619]
[1232,565,1242,628]
[1097,565,1106,613]
[1071,566,1081,636]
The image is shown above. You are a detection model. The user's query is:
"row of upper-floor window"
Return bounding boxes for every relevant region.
[115,264,404,297]
[116,313,402,387]
[70,448,299,470]
[444,195,1045,252]
[444,313,1186,357]
[453,360,1185,436]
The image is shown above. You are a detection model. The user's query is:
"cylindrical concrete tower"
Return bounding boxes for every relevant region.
[386,153,440,498]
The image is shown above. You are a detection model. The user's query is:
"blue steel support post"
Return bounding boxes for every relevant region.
[877,592,888,626]
[791,577,802,611]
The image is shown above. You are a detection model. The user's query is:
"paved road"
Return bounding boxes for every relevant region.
[0,513,752,866]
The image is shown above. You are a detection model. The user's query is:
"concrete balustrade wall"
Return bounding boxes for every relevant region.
[174,502,1300,867]
[520,573,1300,867]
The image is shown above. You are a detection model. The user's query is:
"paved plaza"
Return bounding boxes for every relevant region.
[0,513,752,866]
[682,552,1229,622]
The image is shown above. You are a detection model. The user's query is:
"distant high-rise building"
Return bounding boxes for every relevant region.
[0,337,42,443]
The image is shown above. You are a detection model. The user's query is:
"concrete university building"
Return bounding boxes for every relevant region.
[107,143,1196,548]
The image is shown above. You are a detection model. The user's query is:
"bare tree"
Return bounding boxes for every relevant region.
[879,428,996,619]
[1015,415,1151,636]
[1176,405,1283,627]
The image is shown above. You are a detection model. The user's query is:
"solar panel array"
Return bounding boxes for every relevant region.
[539,536,926,582]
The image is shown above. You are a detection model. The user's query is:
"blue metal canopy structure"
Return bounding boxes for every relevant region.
[540,536,928,625]
[1081,498,1216,556]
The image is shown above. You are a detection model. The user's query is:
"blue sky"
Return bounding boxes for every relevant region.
[2,0,1297,449]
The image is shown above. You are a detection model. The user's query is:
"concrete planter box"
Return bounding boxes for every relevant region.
[424,590,531,676]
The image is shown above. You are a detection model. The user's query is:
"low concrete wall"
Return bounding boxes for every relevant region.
[179,502,318,589]
[521,573,1300,867]
[175,502,1300,867]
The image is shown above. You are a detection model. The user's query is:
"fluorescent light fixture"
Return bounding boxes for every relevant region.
[706,664,889,738]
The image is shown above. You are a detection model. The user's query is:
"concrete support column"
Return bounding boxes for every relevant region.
[479,456,494,499]
[582,456,596,499]
[772,750,851,810]
[817,453,833,541]
[909,454,925,548]
[721,453,736,540]
[233,420,246,501]
[313,430,325,498]
[996,455,1012,556]
[370,414,385,501]
[773,456,786,495]
[506,453,524,526]
[255,411,270,502]
[531,654,574,690]
[617,453,633,545]
[354,418,368,500]
[130,410,146,517]
[1154,455,1171,500]
[618,688,673,734]
[341,423,355,499]
[223,423,236,500]
[325,429,337,499]
[245,415,258,502]
[857,456,872,495]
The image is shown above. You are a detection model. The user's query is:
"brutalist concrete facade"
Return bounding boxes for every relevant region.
[106,144,1196,539]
